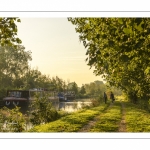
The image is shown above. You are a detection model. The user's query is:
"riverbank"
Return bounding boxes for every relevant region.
[28,97,150,132]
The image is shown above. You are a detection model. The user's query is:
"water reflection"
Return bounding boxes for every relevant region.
[59,101,92,112]
[25,101,92,131]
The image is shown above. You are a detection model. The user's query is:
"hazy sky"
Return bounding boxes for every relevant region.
[16,18,104,87]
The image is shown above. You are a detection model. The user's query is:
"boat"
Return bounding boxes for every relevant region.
[57,91,76,102]
[2,88,59,112]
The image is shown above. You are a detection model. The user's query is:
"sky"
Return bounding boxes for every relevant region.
[16,18,104,87]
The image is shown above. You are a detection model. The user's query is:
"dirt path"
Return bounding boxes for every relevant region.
[77,114,101,132]
[118,101,126,132]
[78,102,114,132]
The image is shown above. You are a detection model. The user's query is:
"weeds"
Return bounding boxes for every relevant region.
[0,106,26,132]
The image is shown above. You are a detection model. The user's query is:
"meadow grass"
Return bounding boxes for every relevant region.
[89,101,122,132]
[29,102,110,132]
[125,102,150,132]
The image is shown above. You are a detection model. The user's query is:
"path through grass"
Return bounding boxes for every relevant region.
[29,103,110,132]
[28,98,150,132]
[89,101,122,132]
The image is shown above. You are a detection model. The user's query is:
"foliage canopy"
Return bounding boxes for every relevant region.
[0,18,22,47]
[68,18,150,100]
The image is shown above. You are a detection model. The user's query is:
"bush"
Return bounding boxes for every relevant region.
[90,97,101,107]
[0,106,26,132]
[90,95,106,106]
[29,95,59,125]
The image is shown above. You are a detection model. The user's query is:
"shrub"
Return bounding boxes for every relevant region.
[90,96,102,107]
[29,95,59,125]
[0,106,26,132]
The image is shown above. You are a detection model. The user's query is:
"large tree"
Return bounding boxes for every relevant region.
[0,45,32,88]
[68,18,150,101]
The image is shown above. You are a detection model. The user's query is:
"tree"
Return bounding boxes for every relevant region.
[0,17,24,98]
[80,84,86,94]
[0,45,32,88]
[29,95,58,125]
[84,81,107,97]
[50,76,66,92]
[0,45,32,99]
[20,67,43,89]
[68,82,78,94]
[0,18,22,47]
[68,18,150,101]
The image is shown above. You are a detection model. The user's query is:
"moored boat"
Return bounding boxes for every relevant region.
[57,91,76,102]
[2,88,59,112]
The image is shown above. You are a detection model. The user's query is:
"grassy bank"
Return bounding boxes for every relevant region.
[125,102,150,132]
[29,103,110,132]
[89,101,122,132]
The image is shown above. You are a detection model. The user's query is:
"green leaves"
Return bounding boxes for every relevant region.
[118,18,123,24]
[0,17,22,47]
[68,18,150,99]
[17,19,21,22]
[123,28,133,35]
[144,67,150,75]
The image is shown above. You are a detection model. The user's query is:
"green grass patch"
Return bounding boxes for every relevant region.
[90,101,122,132]
[29,103,110,132]
[125,102,150,132]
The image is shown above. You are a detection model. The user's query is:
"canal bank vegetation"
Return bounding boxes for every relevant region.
[27,95,107,132]
[0,94,104,132]
[28,95,59,126]
[29,102,110,132]
[0,103,69,132]
[0,106,26,132]
[2,94,150,132]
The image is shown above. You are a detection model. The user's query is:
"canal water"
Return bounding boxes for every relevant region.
[0,99,92,113]
[58,101,92,112]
